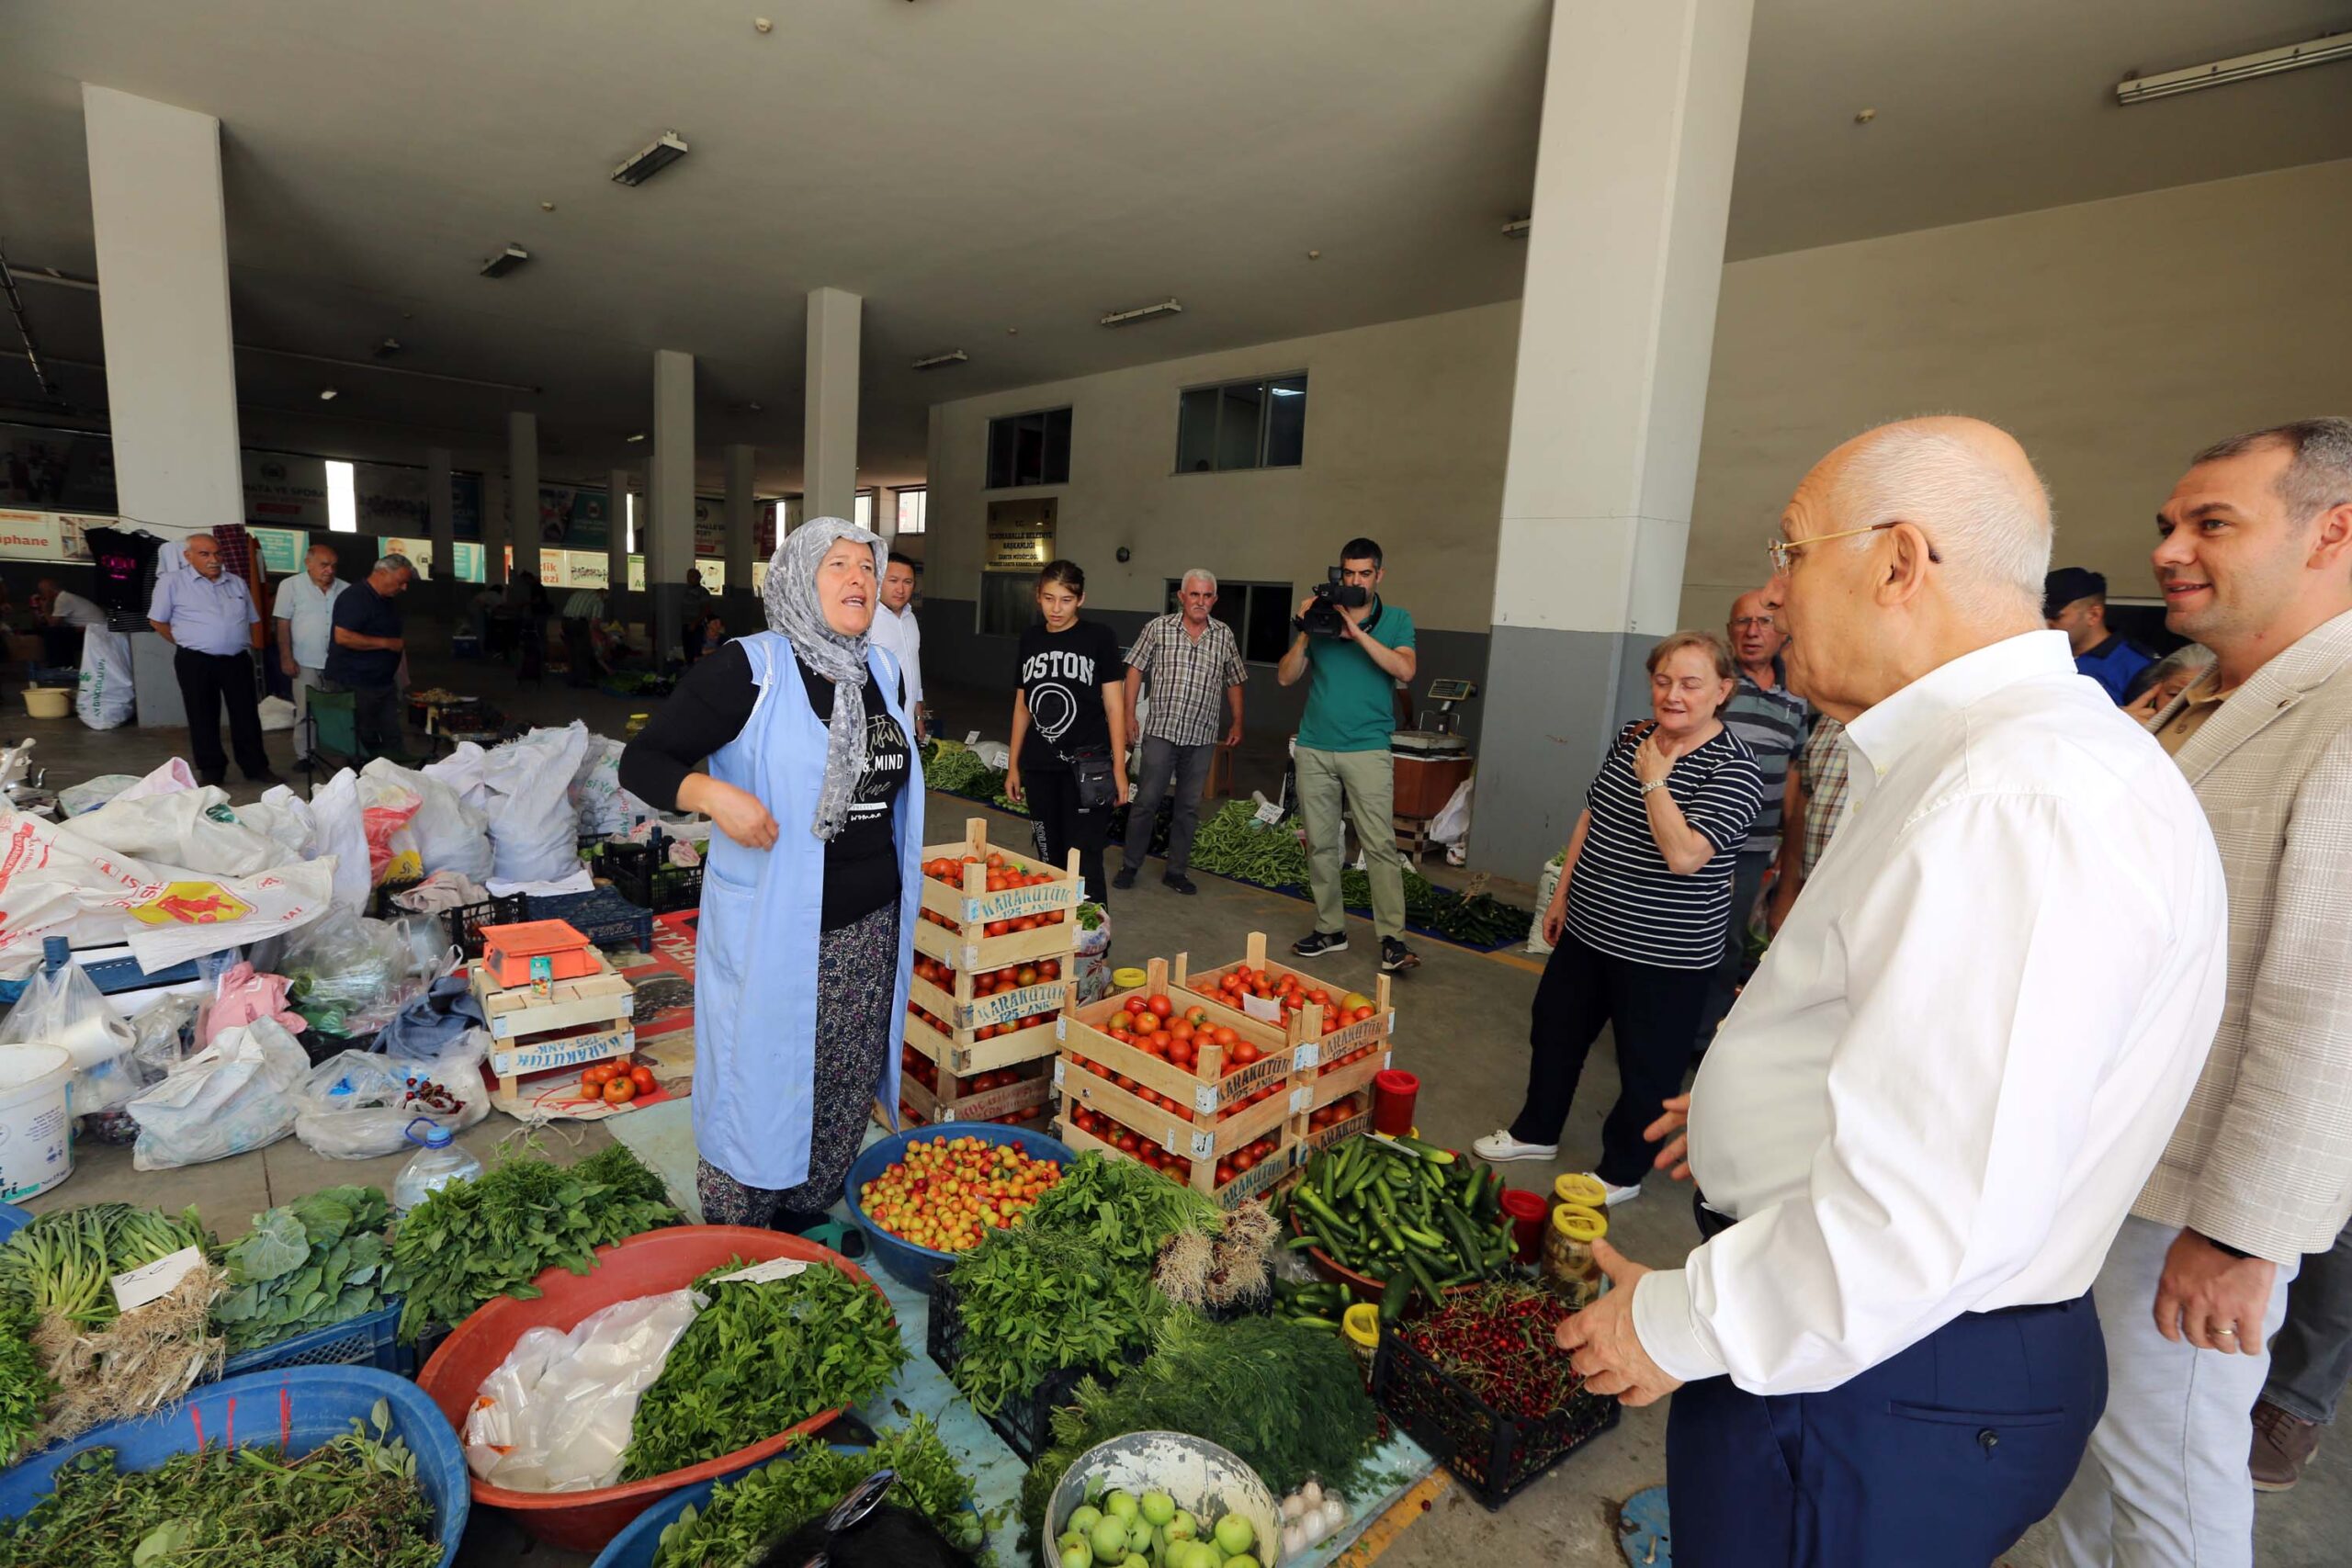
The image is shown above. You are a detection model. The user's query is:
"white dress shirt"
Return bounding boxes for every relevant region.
[272,573,347,670]
[869,602,924,707]
[1633,631,2227,1395]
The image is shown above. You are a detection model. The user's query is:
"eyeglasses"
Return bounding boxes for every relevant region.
[798,1469,899,1568]
[1766,522,1942,575]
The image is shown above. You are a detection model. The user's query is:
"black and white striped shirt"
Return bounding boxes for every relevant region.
[1565,721,1764,970]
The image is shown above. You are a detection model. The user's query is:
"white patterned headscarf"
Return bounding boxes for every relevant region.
[762,515,887,840]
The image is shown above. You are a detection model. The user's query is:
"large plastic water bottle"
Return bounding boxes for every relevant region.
[391,1118,481,1217]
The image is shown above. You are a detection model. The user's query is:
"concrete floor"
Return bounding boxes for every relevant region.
[7,649,2345,1565]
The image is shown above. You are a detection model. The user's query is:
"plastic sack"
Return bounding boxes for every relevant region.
[57,774,141,818]
[570,734,659,838]
[126,1018,310,1170]
[239,784,317,862]
[115,758,199,804]
[357,777,424,886]
[75,629,135,730]
[127,993,198,1089]
[363,758,492,884]
[390,870,489,917]
[1527,854,1566,956]
[293,1031,488,1159]
[483,724,590,885]
[1429,780,1473,848]
[0,808,336,970]
[198,961,306,1048]
[308,769,373,915]
[280,908,413,1037]
[0,953,138,1114]
[422,741,492,815]
[972,740,1011,770]
[64,785,288,877]
[463,1286,706,1493]
[1073,905,1114,1003]
[257,694,296,732]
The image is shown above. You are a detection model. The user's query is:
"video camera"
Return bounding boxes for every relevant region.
[1295,568,1370,637]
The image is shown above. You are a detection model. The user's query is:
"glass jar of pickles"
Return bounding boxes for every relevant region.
[1542,1203,1608,1309]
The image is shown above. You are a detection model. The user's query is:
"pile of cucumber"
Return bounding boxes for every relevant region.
[1283,1134,1514,1320]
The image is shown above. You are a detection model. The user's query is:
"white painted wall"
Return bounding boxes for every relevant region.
[926,302,1521,632]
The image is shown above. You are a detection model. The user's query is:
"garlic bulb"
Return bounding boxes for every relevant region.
[1300,1512,1330,1548]
[1319,1497,1349,1533]
[1283,1523,1308,1559]
[1301,1480,1324,1508]
[1282,1494,1306,1522]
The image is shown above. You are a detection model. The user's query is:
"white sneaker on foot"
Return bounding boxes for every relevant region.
[1472,1130,1559,1162]
[1589,1174,1643,1206]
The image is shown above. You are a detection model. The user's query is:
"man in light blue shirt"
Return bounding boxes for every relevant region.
[148,532,277,786]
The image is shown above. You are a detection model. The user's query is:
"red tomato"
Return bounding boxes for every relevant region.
[629,1066,658,1096]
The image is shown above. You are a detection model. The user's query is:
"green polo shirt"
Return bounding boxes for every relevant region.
[1297,598,1415,753]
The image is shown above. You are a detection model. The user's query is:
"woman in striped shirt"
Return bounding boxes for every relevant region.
[1475,631,1763,1204]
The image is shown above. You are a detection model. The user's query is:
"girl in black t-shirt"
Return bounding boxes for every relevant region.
[1008,559,1129,904]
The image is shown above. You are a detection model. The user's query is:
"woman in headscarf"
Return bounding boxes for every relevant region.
[619,518,922,1232]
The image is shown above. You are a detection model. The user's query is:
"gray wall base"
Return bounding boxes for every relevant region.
[1467,624,1660,878]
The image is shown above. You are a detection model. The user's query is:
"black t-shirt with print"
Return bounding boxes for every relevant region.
[1016,619,1121,773]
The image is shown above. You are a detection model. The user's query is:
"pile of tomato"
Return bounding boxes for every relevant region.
[1066,1106,1284,1190]
[1306,1091,1369,1131]
[909,953,1066,1041]
[1317,1040,1385,1077]
[1194,964,1380,1037]
[919,852,1069,937]
[577,1060,658,1105]
[1103,992,1265,1073]
[859,1134,1064,1254]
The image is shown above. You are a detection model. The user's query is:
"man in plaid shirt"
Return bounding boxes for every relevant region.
[1766,715,1849,933]
[1116,569,1247,894]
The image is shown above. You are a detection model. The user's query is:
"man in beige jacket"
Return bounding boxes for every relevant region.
[2054,417,2352,1566]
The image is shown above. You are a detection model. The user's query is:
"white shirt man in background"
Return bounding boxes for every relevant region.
[868,551,927,742]
[1557,417,2227,1567]
[272,544,346,767]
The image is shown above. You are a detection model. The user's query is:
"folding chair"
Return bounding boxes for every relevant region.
[301,688,425,787]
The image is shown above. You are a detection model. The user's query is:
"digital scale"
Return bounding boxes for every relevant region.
[1391,676,1477,758]
[1390,679,1478,861]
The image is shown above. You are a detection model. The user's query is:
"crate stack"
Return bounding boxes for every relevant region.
[1182,931,1396,1159]
[897,818,1082,1130]
[1054,954,1303,1209]
[470,919,639,1110]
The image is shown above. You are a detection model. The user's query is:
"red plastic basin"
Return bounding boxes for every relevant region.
[415,1225,889,1553]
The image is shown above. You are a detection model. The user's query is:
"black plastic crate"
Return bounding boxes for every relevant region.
[368,875,425,919]
[926,1270,1136,1464]
[1371,1325,1621,1509]
[603,837,705,914]
[526,887,654,953]
[444,892,529,958]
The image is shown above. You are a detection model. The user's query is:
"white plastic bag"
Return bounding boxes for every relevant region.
[484,725,590,885]
[423,741,491,815]
[126,1018,310,1170]
[115,758,198,804]
[75,629,135,730]
[57,774,141,818]
[364,759,492,884]
[0,807,336,970]
[127,993,199,1089]
[281,908,415,1037]
[258,694,296,732]
[0,954,138,1113]
[1429,780,1473,847]
[1526,853,1566,956]
[64,786,287,877]
[357,776,424,886]
[293,1030,489,1159]
[463,1287,706,1493]
[240,785,317,862]
[569,734,658,837]
[308,769,372,916]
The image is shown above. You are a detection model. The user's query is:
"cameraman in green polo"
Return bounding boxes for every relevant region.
[1277,536,1420,975]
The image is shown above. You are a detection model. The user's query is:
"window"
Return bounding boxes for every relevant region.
[986,407,1073,489]
[1163,577,1295,664]
[1175,374,1306,473]
[854,491,874,530]
[325,460,358,532]
[978,570,1036,637]
[895,489,928,535]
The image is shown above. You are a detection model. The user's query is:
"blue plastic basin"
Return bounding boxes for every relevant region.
[590,1442,985,1568]
[840,1120,1076,1291]
[0,1365,470,1568]
[0,1204,29,1246]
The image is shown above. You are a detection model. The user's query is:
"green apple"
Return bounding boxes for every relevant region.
[1057,1543,1091,1568]
[1106,1491,1141,1525]
[1185,1543,1225,1568]
[1142,1490,1177,1527]
[1213,1514,1255,1557]
[1166,1511,1199,1544]
[1090,1517,1131,1562]
[1225,1557,1261,1568]
[1069,1506,1103,1537]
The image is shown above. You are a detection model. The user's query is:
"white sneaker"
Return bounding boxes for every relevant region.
[1473,1130,1559,1162]
[1592,1174,1643,1207]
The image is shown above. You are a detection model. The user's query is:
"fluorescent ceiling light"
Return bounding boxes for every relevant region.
[613,131,690,186]
[318,387,338,400]
[326,460,357,533]
[1100,299,1182,328]
[626,432,647,443]
[911,349,968,371]
[1269,386,1304,397]
[480,243,530,278]
[1500,218,1531,239]
[2117,28,2352,104]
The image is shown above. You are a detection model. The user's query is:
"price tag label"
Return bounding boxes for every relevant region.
[1241,992,1283,1025]
[711,1258,810,1286]
[1251,800,1285,827]
[110,1246,206,1314]
[965,730,982,746]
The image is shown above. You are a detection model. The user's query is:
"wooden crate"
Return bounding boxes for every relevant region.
[469,950,635,1041]
[1055,956,1296,1122]
[1055,1098,1294,1211]
[914,818,1084,975]
[1302,1040,1392,1113]
[1295,1089,1376,1158]
[907,965,1069,1077]
[1182,932,1396,1067]
[892,1050,1056,1129]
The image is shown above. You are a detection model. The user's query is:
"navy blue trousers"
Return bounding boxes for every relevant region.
[1666,1294,2106,1566]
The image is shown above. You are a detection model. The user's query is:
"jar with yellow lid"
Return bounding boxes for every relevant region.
[1341,1302,1381,1381]
[1542,1203,1608,1309]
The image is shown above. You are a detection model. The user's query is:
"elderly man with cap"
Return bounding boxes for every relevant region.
[2046,566,2154,703]
[147,532,279,787]
[1555,416,2226,1568]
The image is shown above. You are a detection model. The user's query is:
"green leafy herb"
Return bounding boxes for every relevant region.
[1022,1151,1217,1269]
[653,1414,990,1567]
[0,1297,57,1468]
[943,1226,1169,1417]
[385,1141,675,1343]
[214,1186,392,1355]
[0,1401,440,1568]
[0,1203,210,1328]
[620,1259,908,1482]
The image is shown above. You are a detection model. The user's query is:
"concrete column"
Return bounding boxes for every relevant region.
[506,412,540,584]
[724,443,757,622]
[606,468,632,600]
[425,446,455,581]
[1469,0,1753,875]
[803,287,861,524]
[83,86,243,533]
[649,348,695,658]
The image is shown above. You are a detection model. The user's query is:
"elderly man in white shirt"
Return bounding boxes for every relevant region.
[272,544,346,767]
[1557,417,2228,1566]
[867,551,928,742]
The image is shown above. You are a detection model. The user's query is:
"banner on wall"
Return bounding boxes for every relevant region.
[249,526,307,574]
[0,508,106,563]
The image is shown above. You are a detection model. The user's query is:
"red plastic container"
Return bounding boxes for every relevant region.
[414,1225,888,1552]
[1372,1068,1420,1135]
[1497,1186,1549,1260]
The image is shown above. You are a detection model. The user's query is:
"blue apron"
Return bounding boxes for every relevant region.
[692,629,923,1190]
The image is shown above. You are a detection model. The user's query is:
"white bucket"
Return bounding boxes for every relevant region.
[0,1044,74,1201]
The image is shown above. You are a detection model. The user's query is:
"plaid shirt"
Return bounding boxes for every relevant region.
[1793,716,1850,874]
[1125,613,1246,746]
